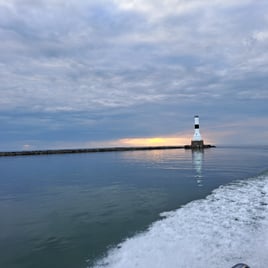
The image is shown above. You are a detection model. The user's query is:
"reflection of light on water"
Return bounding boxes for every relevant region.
[192,150,204,187]
[119,149,187,164]
[120,150,165,164]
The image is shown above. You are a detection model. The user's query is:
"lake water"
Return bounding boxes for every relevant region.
[0,146,267,268]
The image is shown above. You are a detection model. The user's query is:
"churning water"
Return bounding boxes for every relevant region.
[94,173,268,268]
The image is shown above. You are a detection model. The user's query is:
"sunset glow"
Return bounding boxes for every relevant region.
[118,136,191,147]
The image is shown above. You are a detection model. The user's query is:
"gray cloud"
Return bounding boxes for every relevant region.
[0,0,267,149]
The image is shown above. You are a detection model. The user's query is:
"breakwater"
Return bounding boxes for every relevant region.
[0,145,215,157]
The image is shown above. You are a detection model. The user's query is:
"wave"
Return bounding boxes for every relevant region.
[93,172,268,268]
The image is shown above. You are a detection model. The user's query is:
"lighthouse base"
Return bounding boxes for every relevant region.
[191,140,204,149]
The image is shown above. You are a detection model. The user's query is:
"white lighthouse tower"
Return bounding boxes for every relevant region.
[191,115,204,148]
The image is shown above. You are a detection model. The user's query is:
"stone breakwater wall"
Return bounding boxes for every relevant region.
[0,145,215,157]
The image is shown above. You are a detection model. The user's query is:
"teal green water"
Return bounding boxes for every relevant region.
[0,147,267,268]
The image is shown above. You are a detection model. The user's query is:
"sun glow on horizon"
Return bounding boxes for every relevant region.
[85,131,217,149]
[118,136,191,147]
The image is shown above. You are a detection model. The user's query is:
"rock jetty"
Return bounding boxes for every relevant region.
[0,145,215,157]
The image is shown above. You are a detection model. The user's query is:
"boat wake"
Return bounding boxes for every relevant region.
[93,172,268,268]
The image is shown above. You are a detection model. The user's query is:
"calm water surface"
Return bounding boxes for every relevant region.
[0,146,267,268]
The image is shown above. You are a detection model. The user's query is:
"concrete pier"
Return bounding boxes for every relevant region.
[0,146,183,157]
[184,144,215,150]
[0,145,215,157]
[191,140,204,149]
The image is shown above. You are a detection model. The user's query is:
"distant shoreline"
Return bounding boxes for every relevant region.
[0,145,215,157]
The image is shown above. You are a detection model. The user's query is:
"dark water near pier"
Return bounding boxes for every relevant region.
[0,146,267,268]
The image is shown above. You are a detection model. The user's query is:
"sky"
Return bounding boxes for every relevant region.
[0,0,268,151]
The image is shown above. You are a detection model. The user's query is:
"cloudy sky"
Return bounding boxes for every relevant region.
[0,0,267,150]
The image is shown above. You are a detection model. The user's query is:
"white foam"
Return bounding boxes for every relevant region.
[93,173,268,268]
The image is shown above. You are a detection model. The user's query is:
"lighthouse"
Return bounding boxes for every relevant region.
[191,115,204,149]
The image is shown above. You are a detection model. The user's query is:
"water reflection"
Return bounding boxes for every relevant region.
[119,149,189,166]
[192,150,204,187]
